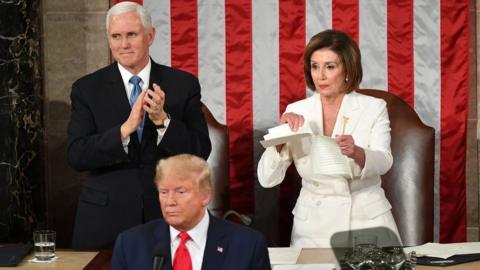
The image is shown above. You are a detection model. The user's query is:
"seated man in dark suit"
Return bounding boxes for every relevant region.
[112,154,271,270]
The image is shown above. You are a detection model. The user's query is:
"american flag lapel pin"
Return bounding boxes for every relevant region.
[217,246,224,253]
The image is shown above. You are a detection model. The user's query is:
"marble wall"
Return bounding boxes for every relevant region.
[42,0,110,247]
[0,0,43,242]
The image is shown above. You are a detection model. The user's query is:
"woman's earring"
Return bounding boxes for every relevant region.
[345,77,349,82]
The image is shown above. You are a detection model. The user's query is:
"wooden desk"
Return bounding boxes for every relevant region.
[84,250,112,270]
[298,248,480,270]
[1,251,98,270]
[3,248,480,269]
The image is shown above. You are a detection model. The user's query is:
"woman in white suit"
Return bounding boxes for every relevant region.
[257,29,400,248]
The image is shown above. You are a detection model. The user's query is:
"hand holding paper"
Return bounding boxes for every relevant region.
[335,135,365,168]
[280,112,305,132]
[335,135,355,156]
[260,121,313,148]
[310,135,351,177]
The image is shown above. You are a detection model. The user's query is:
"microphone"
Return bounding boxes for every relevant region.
[152,243,169,270]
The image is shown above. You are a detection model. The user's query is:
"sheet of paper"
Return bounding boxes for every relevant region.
[273,264,336,270]
[260,133,312,148]
[310,135,351,177]
[264,122,313,140]
[260,122,313,148]
[268,248,302,265]
[404,242,480,259]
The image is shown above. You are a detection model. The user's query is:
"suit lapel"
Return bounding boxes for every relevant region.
[309,93,324,135]
[140,61,165,149]
[148,60,165,90]
[332,92,362,137]
[307,92,362,137]
[106,63,132,123]
[153,220,173,270]
[201,215,228,270]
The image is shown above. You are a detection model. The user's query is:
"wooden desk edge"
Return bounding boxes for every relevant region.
[77,247,480,270]
[83,250,112,270]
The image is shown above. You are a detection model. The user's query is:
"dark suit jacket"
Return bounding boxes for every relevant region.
[111,215,271,270]
[67,60,211,249]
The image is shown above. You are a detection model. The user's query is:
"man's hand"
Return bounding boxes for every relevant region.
[144,83,168,125]
[120,89,147,141]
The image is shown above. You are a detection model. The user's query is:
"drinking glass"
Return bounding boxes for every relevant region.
[33,230,56,261]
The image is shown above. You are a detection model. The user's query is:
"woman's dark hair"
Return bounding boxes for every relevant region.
[304,29,362,93]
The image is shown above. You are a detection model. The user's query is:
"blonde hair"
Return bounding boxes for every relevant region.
[155,154,212,191]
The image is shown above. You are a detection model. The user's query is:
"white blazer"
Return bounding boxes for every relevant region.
[257,91,400,248]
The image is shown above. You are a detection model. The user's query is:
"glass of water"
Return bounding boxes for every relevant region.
[33,230,56,261]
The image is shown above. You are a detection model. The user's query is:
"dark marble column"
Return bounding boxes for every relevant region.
[0,0,44,242]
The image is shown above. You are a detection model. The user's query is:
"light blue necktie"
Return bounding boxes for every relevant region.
[129,75,144,141]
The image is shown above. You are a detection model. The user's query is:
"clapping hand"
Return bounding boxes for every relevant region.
[144,83,168,125]
[120,89,147,140]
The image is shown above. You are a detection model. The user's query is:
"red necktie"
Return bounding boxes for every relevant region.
[173,232,192,270]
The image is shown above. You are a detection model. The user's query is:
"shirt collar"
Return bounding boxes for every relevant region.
[170,210,210,249]
[117,59,152,91]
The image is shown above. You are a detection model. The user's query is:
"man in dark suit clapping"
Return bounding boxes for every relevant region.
[67,1,211,249]
[112,154,270,270]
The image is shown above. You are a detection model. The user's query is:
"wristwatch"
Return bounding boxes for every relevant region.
[156,113,170,129]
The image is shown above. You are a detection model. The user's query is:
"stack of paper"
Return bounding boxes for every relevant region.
[309,135,351,177]
[272,265,336,270]
[404,242,480,259]
[268,247,302,265]
[259,122,351,177]
[268,248,336,270]
[260,122,313,148]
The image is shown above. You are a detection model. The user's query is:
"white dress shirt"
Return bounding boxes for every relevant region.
[170,211,209,270]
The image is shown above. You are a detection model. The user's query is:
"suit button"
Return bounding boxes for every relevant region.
[316,201,321,206]
[313,182,319,187]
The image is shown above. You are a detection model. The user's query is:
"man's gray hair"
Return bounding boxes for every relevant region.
[106,1,153,33]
